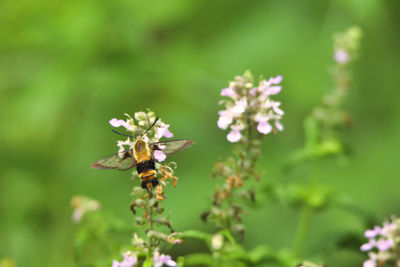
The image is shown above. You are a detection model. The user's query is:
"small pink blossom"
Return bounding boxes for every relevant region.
[334,49,349,64]
[153,250,177,267]
[231,98,247,115]
[109,118,127,127]
[365,227,381,238]
[377,239,393,251]
[275,120,284,131]
[217,110,233,129]
[155,124,174,139]
[363,259,376,267]
[266,86,282,96]
[112,252,137,267]
[268,75,283,84]
[382,222,396,236]
[249,87,258,96]
[257,121,272,134]
[360,241,375,251]
[227,127,242,142]
[154,150,167,162]
[221,83,236,98]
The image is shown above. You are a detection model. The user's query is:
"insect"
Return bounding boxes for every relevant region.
[92,118,194,191]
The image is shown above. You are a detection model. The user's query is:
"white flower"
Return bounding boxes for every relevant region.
[211,233,223,250]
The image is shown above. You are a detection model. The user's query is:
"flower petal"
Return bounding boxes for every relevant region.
[334,49,349,64]
[163,125,174,138]
[268,75,283,84]
[227,129,242,142]
[360,242,374,251]
[154,150,167,162]
[266,86,282,95]
[257,121,272,134]
[363,259,376,267]
[221,87,236,98]
[217,111,233,129]
[275,120,284,131]
[109,118,126,127]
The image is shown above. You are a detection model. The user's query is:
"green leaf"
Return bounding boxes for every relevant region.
[184,253,214,266]
[177,256,185,267]
[143,257,153,267]
[219,229,236,245]
[248,245,274,263]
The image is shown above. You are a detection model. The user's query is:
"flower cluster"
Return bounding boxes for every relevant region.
[361,217,400,267]
[109,111,173,162]
[310,26,362,149]
[333,26,362,64]
[70,196,101,223]
[217,71,284,142]
[203,71,285,237]
[111,249,177,267]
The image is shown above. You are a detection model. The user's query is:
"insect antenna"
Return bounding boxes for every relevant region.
[142,117,159,137]
[112,130,135,138]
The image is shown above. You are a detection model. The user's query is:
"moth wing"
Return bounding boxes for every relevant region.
[151,139,194,155]
[92,149,136,171]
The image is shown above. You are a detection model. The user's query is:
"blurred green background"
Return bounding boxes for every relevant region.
[1,0,399,266]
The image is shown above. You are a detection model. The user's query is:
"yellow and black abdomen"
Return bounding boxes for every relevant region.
[136,159,158,190]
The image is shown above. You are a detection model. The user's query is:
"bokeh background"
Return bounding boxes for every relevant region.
[1,0,399,266]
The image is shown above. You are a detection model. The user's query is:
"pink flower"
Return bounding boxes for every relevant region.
[363,259,376,267]
[377,239,393,251]
[271,102,284,115]
[227,127,242,142]
[112,252,137,267]
[109,118,135,131]
[254,113,274,134]
[109,118,126,127]
[360,241,375,251]
[365,227,381,238]
[221,83,237,98]
[155,124,174,139]
[257,121,272,134]
[268,75,283,84]
[217,110,233,129]
[153,250,177,267]
[231,98,247,115]
[154,150,167,162]
[334,49,349,64]
[275,120,284,131]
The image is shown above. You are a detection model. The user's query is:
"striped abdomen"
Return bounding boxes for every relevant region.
[136,159,158,190]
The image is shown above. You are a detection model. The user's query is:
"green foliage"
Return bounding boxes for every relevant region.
[1,1,399,267]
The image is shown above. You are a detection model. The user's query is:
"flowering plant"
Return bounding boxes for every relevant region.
[361,218,400,267]
[73,110,185,267]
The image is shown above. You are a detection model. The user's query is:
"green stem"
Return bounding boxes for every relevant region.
[148,191,154,259]
[292,206,312,257]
